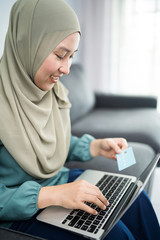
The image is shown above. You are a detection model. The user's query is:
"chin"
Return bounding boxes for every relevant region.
[41,83,55,91]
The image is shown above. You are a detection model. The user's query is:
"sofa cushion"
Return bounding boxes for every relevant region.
[60,64,95,123]
[71,108,160,152]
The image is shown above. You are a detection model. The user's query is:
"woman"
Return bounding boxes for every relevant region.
[0,0,159,239]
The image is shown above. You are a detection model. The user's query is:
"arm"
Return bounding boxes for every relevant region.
[66,134,95,162]
[0,141,42,221]
[0,181,41,221]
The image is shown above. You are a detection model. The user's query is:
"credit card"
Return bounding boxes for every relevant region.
[116,147,136,171]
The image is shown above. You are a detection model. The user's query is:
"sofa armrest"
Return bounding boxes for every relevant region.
[95,93,158,109]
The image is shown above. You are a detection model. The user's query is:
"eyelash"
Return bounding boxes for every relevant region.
[56,55,63,60]
[56,55,74,60]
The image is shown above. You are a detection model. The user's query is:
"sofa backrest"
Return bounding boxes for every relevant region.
[60,64,95,123]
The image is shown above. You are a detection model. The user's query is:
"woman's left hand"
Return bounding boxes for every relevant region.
[90,138,128,160]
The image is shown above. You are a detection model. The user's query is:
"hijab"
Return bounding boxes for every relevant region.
[0,0,80,178]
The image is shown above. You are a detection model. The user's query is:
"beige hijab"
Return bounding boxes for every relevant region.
[0,0,80,178]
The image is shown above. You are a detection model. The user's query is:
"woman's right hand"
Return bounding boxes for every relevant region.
[37,180,109,215]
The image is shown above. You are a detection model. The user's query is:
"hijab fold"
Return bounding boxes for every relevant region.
[0,0,80,178]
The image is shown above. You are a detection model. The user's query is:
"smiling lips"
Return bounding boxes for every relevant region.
[50,75,59,83]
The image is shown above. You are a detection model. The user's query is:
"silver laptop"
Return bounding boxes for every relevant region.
[37,153,160,240]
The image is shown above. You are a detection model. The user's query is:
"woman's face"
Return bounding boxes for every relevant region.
[34,32,80,91]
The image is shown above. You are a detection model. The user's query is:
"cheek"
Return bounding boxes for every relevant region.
[45,64,56,74]
[34,55,58,83]
[43,55,58,74]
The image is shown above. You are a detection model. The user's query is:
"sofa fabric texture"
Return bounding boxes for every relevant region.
[61,64,95,123]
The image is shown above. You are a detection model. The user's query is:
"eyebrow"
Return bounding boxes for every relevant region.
[55,46,78,53]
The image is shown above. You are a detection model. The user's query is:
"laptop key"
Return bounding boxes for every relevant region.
[66,215,73,220]
[85,220,92,226]
[81,215,89,220]
[93,220,100,225]
[87,225,97,233]
[74,220,85,228]
[81,225,88,231]
[62,219,67,224]
[68,216,79,227]
[88,215,96,221]
[94,229,99,234]
[96,215,103,220]
[99,211,106,216]
[77,210,84,215]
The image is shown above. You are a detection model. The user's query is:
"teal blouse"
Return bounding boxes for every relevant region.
[0,134,94,228]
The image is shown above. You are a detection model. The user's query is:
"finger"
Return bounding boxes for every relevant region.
[107,139,122,154]
[78,202,98,215]
[86,195,109,211]
[117,138,128,150]
[100,148,117,160]
[74,180,106,203]
[94,187,109,206]
[111,138,128,153]
[111,154,117,160]
[85,184,109,204]
[76,180,109,206]
[80,183,109,207]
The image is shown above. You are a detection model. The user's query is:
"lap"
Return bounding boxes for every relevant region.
[10,218,136,240]
[10,169,160,240]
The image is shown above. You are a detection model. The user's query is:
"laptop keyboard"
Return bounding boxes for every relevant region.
[62,174,131,234]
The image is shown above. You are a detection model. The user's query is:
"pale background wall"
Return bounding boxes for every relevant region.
[0,0,17,57]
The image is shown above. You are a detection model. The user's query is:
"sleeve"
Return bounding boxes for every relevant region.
[0,181,41,221]
[66,134,95,162]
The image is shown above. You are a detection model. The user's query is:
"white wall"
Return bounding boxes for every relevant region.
[0,0,16,57]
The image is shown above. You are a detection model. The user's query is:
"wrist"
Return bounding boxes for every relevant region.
[90,139,101,157]
[37,185,67,209]
[37,186,54,209]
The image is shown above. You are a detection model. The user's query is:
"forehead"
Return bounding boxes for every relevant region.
[54,32,80,52]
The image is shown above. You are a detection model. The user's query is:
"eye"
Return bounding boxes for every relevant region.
[70,55,74,59]
[56,55,63,60]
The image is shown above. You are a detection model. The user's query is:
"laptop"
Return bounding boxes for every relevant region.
[37,153,160,240]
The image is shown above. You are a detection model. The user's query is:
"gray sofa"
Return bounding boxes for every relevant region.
[62,63,160,196]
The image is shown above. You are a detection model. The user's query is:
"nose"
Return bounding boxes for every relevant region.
[59,59,71,75]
